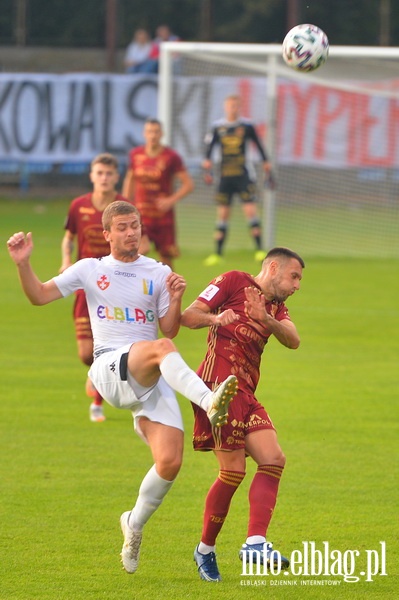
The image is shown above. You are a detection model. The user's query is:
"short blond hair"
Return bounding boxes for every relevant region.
[102,201,140,231]
[91,153,119,171]
[224,94,240,103]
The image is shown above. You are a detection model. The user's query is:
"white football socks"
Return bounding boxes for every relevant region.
[129,465,174,531]
[159,351,211,410]
[246,535,267,545]
[198,542,216,555]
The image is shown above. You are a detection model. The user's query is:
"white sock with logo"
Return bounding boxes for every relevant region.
[159,352,211,410]
[128,465,174,530]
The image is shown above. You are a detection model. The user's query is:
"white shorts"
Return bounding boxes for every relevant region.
[88,344,184,442]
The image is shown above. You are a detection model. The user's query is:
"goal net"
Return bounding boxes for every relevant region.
[159,42,399,259]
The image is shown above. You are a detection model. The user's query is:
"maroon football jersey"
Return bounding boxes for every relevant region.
[64,193,128,259]
[127,145,185,223]
[196,271,291,393]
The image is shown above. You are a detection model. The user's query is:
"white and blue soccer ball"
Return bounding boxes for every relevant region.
[282,24,329,72]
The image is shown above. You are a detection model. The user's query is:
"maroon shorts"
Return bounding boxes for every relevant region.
[192,386,275,451]
[143,218,179,259]
[73,289,93,341]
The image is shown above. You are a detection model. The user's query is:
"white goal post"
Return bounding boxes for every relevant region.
[158,41,399,258]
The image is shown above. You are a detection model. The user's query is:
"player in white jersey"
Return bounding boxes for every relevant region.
[7,201,238,575]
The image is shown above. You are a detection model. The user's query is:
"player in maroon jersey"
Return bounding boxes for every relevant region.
[181,247,305,582]
[60,153,131,422]
[122,118,194,269]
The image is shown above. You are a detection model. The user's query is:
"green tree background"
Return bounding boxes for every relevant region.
[1,0,398,47]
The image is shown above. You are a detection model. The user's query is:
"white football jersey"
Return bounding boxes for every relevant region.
[53,254,171,356]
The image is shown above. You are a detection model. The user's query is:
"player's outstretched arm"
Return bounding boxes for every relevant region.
[7,231,63,306]
[181,299,239,329]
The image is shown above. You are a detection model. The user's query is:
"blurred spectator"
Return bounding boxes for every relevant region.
[145,24,181,74]
[124,28,154,74]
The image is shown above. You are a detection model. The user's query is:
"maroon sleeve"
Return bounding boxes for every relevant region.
[196,272,234,311]
[64,198,79,234]
[274,302,291,322]
[169,148,185,175]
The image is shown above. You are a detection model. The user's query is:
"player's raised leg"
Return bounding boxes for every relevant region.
[127,339,238,426]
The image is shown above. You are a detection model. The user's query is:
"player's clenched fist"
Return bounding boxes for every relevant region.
[214,309,239,327]
[7,231,33,263]
[166,272,187,298]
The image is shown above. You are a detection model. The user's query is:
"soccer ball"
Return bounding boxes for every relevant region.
[282,24,329,72]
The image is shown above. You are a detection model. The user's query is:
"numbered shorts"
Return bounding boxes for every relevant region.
[88,344,184,442]
[192,386,275,451]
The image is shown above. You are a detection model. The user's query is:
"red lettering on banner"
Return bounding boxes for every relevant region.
[238,78,268,147]
[314,89,349,160]
[368,97,399,166]
[359,96,381,166]
[256,123,267,140]
[278,82,399,167]
[388,101,399,164]
[349,95,396,167]
[2,73,398,168]
[238,79,251,115]
[347,93,359,166]
[280,84,319,158]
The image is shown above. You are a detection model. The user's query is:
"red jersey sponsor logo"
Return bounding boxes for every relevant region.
[231,415,272,429]
[134,165,162,181]
[235,323,265,347]
[246,414,273,428]
[79,207,96,214]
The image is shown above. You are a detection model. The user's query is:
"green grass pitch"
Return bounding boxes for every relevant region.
[0,197,398,600]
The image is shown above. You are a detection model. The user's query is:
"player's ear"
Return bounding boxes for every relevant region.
[268,260,279,275]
